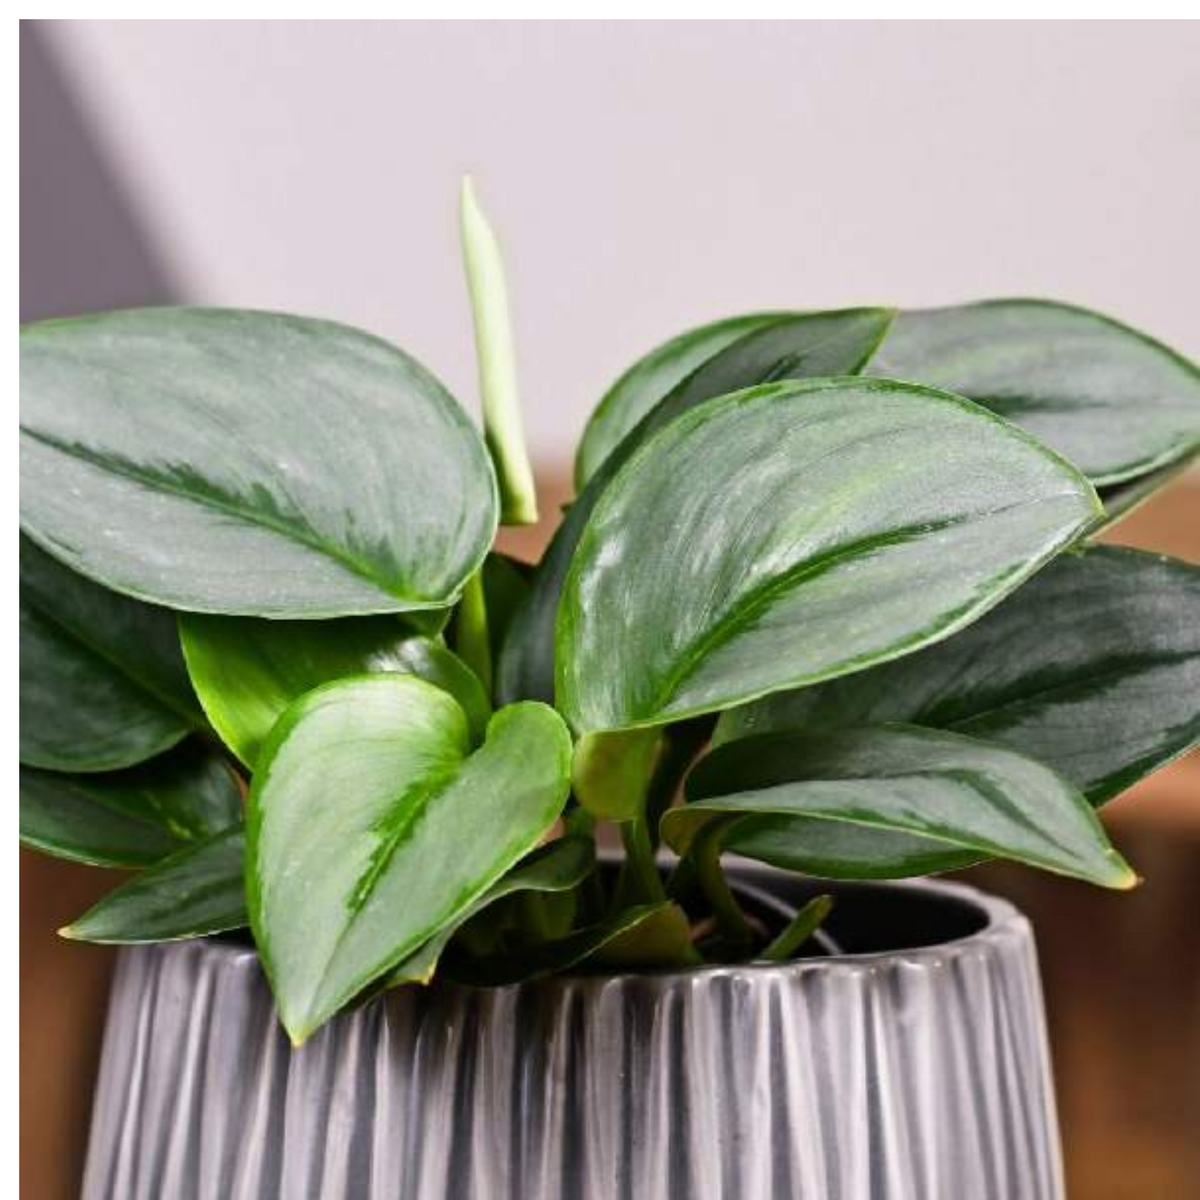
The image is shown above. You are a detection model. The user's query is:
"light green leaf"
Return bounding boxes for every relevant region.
[180,614,490,766]
[247,675,571,1042]
[62,827,247,942]
[558,377,1099,733]
[868,300,1200,486]
[717,548,1200,805]
[460,177,537,525]
[571,728,662,821]
[498,308,897,706]
[20,535,202,772]
[20,308,498,617]
[388,835,595,985]
[574,312,786,489]
[671,725,1136,889]
[20,741,241,868]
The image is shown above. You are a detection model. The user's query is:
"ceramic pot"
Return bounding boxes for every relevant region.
[81,866,1063,1200]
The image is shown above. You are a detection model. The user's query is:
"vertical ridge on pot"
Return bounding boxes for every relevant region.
[81,875,1065,1200]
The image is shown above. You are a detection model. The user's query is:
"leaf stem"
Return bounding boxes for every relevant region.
[692,823,751,949]
[619,816,667,906]
[460,175,538,526]
[761,894,834,962]
[456,568,492,696]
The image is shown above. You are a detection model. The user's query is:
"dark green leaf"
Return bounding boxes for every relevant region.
[559,377,1099,733]
[867,300,1200,486]
[498,308,897,706]
[717,548,1200,804]
[673,725,1135,889]
[181,614,490,766]
[20,308,498,617]
[574,312,786,489]
[247,676,571,1042]
[444,901,696,986]
[62,827,246,942]
[19,741,241,867]
[20,536,202,771]
[388,835,595,985]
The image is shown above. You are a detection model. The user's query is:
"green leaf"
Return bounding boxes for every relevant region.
[867,300,1200,486]
[444,902,697,986]
[498,308,897,706]
[574,312,787,489]
[460,177,538,525]
[558,377,1100,733]
[760,894,833,962]
[671,725,1136,889]
[247,676,571,1042]
[717,548,1200,805]
[571,728,662,822]
[19,742,242,867]
[20,536,202,772]
[180,614,490,766]
[62,827,247,943]
[20,308,498,617]
[473,551,532,666]
[388,835,595,985]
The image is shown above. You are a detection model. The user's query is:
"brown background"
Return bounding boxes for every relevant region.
[21,477,1199,1200]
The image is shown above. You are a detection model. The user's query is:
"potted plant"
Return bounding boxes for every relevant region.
[19,180,1199,1200]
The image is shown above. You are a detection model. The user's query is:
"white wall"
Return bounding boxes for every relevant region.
[50,20,1200,467]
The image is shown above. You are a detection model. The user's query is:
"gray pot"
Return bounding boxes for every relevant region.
[81,868,1064,1200]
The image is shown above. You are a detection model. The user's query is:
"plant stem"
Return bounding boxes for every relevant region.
[644,721,709,848]
[619,816,667,905]
[460,175,538,526]
[692,823,752,949]
[456,568,492,696]
[761,895,834,962]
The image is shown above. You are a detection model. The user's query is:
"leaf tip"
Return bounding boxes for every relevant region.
[57,925,78,940]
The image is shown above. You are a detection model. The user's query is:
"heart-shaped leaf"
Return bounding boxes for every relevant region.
[388,835,595,985]
[19,742,242,867]
[498,308,897,705]
[62,827,247,942]
[867,300,1200,486]
[181,614,490,766]
[574,312,787,489]
[716,548,1200,805]
[20,308,498,617]
[558,377,1099,733]
[247,675,571,1042]
[671,725,1135,889]
[20,536,203,772]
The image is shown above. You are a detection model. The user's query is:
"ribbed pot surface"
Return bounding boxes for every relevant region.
[81,870,1064,1200]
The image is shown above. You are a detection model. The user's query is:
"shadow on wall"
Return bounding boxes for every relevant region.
[20,21,178,1200]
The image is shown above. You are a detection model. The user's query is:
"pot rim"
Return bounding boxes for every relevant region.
[152,866,1023,994]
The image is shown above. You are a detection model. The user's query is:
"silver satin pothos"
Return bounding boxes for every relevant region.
[81,872,1065,1200]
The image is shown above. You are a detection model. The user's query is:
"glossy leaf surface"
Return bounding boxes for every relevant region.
[559,378,1099,733]
[247,676,571,1041]
[717,548,1200,804]
[499,308,897,705]
[867,300,1200,485]
[19,741,241,867]
[672,726,1135,888]
[388,835,595,985]
[20,536,202,771]
[63,827,247,942]
[574,312,785,488]
[181,615,490,766]
[20,308,498,617]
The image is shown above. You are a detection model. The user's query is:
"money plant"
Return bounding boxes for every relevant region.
[20,182,1200,1045]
